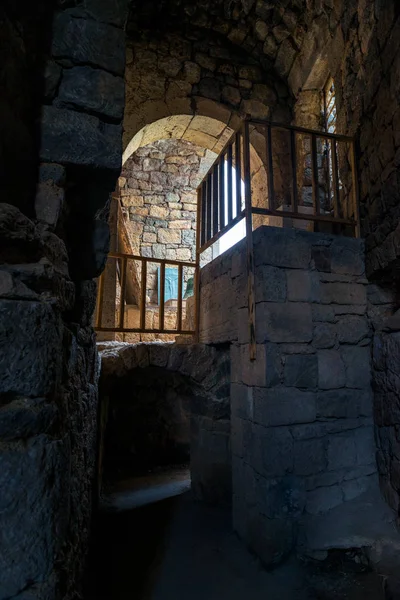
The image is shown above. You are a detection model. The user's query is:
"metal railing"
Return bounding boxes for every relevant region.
[196,118,360,359]
[95,252,197,336]
[95,118,359,354]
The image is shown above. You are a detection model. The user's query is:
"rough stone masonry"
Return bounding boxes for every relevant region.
[199,225,397,568]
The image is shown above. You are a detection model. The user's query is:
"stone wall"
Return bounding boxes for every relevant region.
[123,25,292,156]
[0,204,100,600]
[199,225,386,564]
[120,138,214,302]
[0,1,129,599]
[98,342,231,505]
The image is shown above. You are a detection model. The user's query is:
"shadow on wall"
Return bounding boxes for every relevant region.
[102,366,193,480]
[97,342,232,505]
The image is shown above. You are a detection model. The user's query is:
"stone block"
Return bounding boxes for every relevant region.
[367,284,395,305]
[341,346,371,389]
[318,350,346,390]
[317,389,373,419]
[52,12,125,76]
[81,0,130,26]
[251,423,294,477]
[0,300,62,397]
[305,484,343,515]
[0,435,68,598]
[311,245,331,272]
[169,220,192,229]
[256,302,313,343]
[320,282,367,305]
[253,227,311,269]
[354,426,376,466]
[231,343,281,387]
[330,238,365,276]
[57,66,124,121]
[286,270,319,302]
[40,106,122,171]
[336,315,369,344]
[255,265,287,303]
[35,181,64,228]
[0,397,58,441]
[312,305,335,323]
[150,205,168,219]
[294,439,326,475]
[245,509,295,567]
[158,229,181,244]
[231,383,254,421]
[231,416,252,458]
[313,323,336,349]
[283,354,318,389]
[327,433,358,471]
[254,387,316,427]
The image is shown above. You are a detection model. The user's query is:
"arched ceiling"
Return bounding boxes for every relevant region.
[127,0,343,95]
[123,115,233,164]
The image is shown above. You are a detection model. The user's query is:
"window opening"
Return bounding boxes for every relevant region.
[218,162,246,255]
[323,77,337,134]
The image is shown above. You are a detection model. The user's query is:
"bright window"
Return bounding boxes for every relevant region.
[324,77,337,133]
[218,163,246,255]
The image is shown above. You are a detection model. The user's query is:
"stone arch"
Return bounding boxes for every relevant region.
[99,342,231,504]
[123,26,293,155]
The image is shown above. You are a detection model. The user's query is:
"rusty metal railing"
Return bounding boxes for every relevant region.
[196,118,360,359]
[95,252,196,336]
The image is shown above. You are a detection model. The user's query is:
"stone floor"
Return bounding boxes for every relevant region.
[84,478,387,600]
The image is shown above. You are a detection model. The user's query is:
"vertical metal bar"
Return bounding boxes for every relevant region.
[331,139,340,219]
[311,134,320,216]
[200,182,207,248]
[159,261,165,331]
[177,264,183,332]
[194,264,200,343]
[351,140,361,238]
[290,129,298,214]
[140,258,147,330]
[119,256,127,329]
[219,155,225,229]
[96,272,105,328]
[195,187,202,343]
[227,143,233,223]
[266,125,275,211]
[235,131,242,217]
[243,121,256,361]
[212,165,219,237]
[206,173,212,242]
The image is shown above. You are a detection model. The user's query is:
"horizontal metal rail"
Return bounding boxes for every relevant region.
[95,252,196,338]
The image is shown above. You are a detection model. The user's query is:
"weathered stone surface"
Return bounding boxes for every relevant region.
[35,181,64,228]
[284,354,318,389]
[316,389,373,419]
[286,270,318,302]
[0,398,58,441]
[336,315,369,344]
[0,435,68,598]
[57,66,125,120]
[294,439,326,475]
[254,388,316,427]
[313,323,336,349]
[256,302,313,343]
[40,106,122,171]
[318,350,346,390]
[320,282,367,305]
[52,12,125,76]
[255,265,287,302]
[82,0,130,26]
[0,300,62,397]
[341,346,371,389]
[253,227,311,269]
